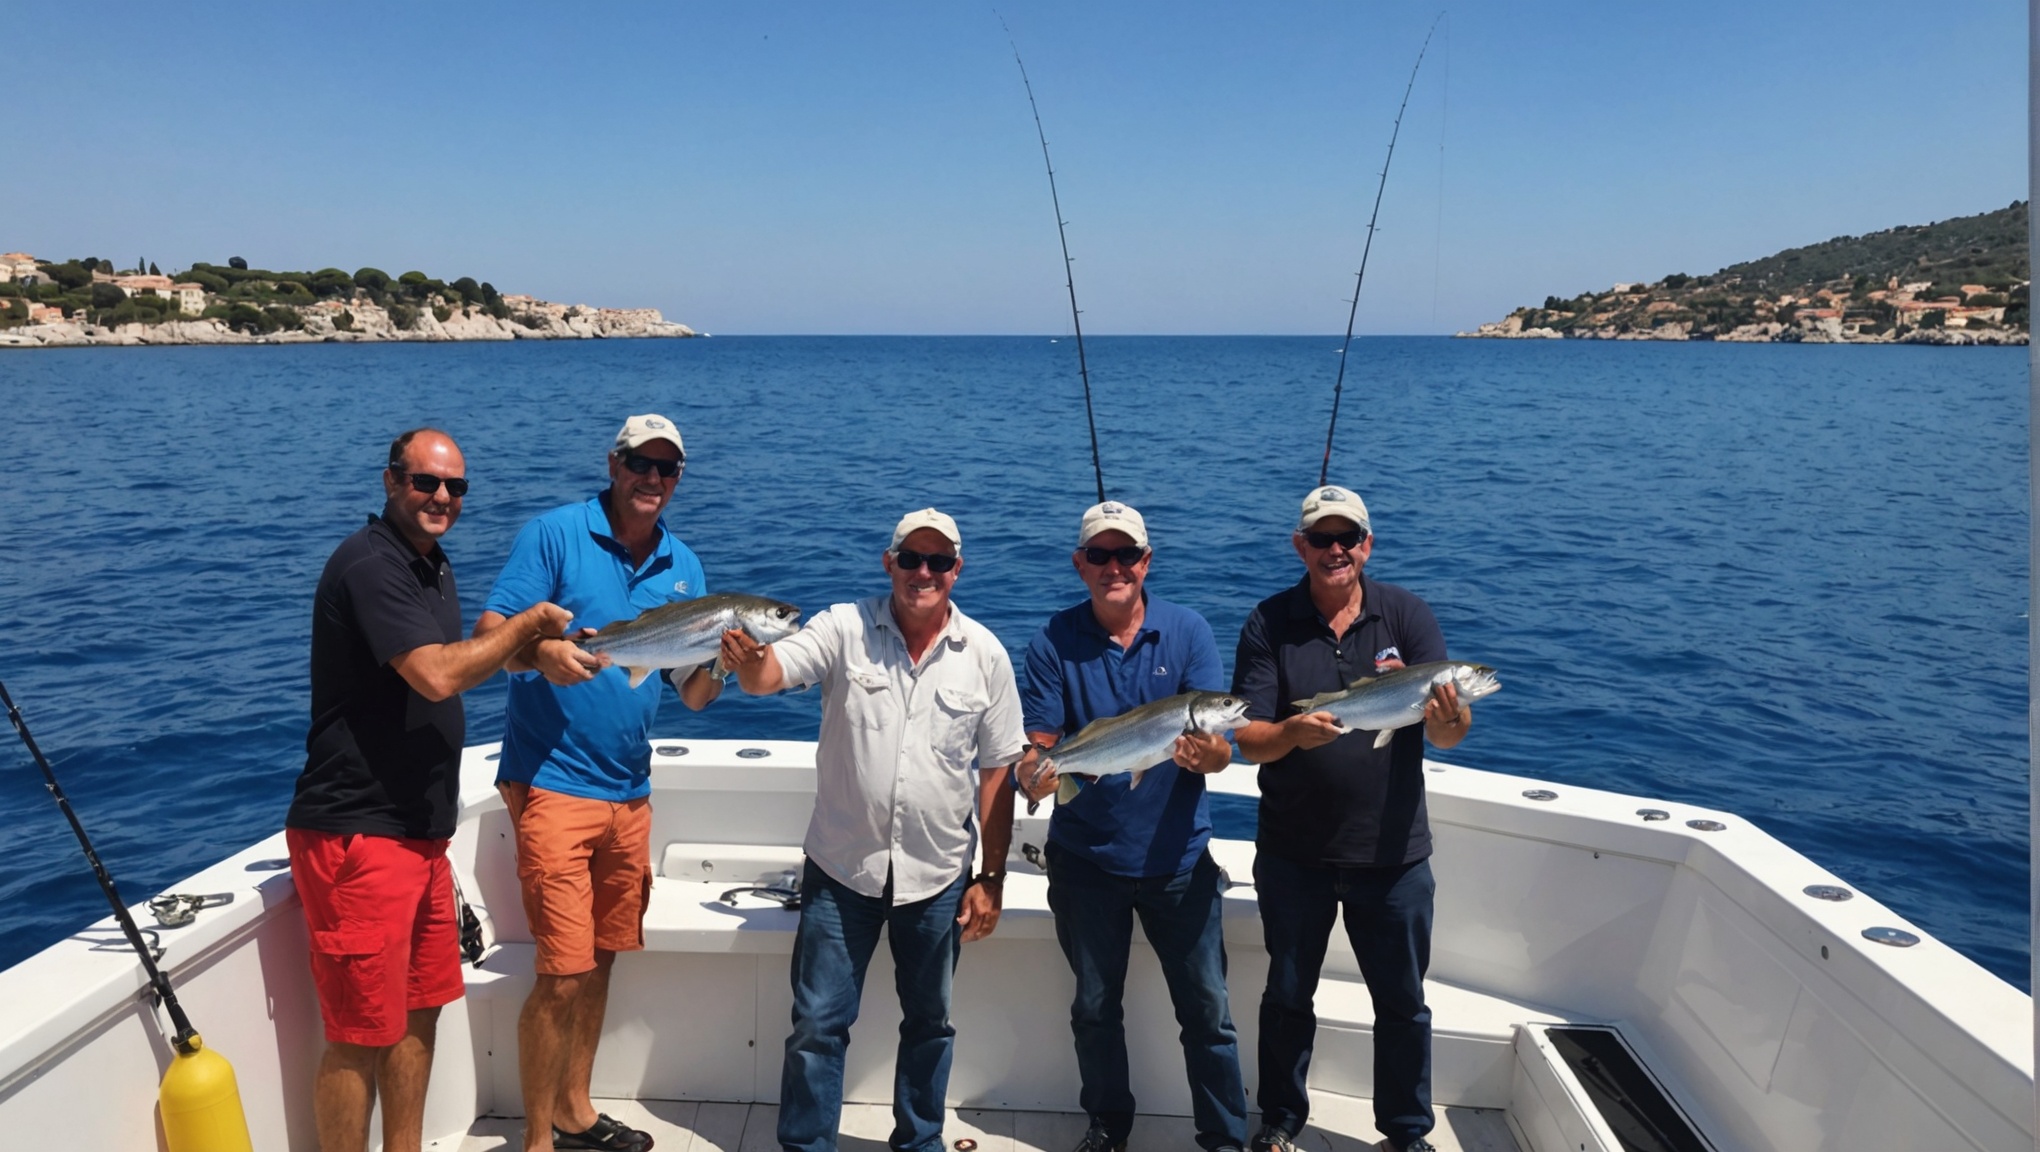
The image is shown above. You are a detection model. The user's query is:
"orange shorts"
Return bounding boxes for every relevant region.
[499,782,653,976]
[287,829,466,1046]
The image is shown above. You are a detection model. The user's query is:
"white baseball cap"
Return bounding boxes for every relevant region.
[614,413,686,457]
[890,508,962,554]
[1076,501,1149,549]
[1297,485,1371,533]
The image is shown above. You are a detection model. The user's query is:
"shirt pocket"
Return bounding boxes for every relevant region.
[932,684,988,766]
[844,666,894,730]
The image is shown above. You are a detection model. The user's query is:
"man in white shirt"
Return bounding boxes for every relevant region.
[724,508,1034,1152]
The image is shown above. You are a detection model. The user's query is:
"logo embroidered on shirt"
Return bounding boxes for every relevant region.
[1375,645,1401,665]
[674,580,690,594]
[1154,664,1168,676]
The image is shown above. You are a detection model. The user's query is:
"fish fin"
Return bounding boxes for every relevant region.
[1345,673,1381,688]
[1292,691,1345,711]
[1128,768,1146,791]
[626,666,655,689]
[1057,774,1081,805]
[709,656,729,681]
[1372,728,1395,750]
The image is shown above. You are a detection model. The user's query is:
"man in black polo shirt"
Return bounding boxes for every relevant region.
[1232,485,1472,1152]
[287,427,570,1152]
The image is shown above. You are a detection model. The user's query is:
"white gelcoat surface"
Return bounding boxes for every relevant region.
[0,740,2028,1150]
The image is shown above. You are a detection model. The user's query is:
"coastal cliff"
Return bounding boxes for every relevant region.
[0,255,697,348]
[1461,202,2029,345]
[0,298,695,348]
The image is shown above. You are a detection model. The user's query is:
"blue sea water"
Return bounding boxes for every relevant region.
[0,337,2028,987]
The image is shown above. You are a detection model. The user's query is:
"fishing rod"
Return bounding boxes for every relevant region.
[0,678,252,1152]
[1000,16,1106,503]
[1320,13,1444,487]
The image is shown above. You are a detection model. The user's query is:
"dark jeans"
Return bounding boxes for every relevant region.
[1045,841,1248,1150]
[1253,853,1434,1149]
[778,860,967,1152]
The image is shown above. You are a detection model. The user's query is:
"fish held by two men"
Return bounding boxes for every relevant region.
[1293,660,1502,749]
[577,593,803,688]
[1041,691,1252,805]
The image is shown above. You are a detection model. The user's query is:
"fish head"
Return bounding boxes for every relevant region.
[1189,692,1253,734]
[1446,662,1502,702]
[737,597,803,644]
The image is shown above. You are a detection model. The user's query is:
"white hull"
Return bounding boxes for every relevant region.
[0,740,2029,1150]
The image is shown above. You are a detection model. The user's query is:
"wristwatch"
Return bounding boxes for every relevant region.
[975,870,1006,886]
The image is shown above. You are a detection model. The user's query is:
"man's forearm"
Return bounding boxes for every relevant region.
[979,766,1015,874]
[678,664,722,710]
[475,609,543,673]
[1426,706,1471,749]
[734,647,788,695]
[397,610,549,701]
[1235,719,1295,764]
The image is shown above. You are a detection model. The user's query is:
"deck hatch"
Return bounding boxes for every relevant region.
[1545,1026,1714,1152]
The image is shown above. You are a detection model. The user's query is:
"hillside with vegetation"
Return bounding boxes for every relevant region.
[1464,202,2029,344]
[0,254,695,346]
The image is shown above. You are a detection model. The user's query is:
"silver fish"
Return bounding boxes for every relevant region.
[577,593,802,688]
[1292,660,1501,749]
[1042,690,1251,805]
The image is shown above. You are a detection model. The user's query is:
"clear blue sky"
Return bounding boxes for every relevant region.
[7,2,2024,334]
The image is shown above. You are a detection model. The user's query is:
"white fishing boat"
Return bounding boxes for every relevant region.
[0,735,2028,1151]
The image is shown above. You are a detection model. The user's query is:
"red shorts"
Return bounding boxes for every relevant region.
[499,783,653,976]
[287,828,466,1046]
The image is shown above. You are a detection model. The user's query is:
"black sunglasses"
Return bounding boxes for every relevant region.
[892,548,959,574]
[1081,545,1147,567]
[392,469,469,498]
[1303,528,1367,551]
[621,452,684,478]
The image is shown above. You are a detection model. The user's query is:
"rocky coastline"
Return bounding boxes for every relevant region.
[1458,314,2026,345]
[1457,202,2028,346]
[0,296,695,349]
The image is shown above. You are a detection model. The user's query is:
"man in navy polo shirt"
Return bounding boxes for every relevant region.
[290,428,571,1152]
[1018,501,1248,1152]
[475,414,724,1152]
[1233,485,1472,1152]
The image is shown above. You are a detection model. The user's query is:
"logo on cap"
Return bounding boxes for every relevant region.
[1319,488,1344,501]
[1101,502,1123,514]
[646,419,667,429]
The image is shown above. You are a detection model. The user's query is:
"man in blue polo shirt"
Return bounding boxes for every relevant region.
[475,414,723,1152]
[1018,501,1248,1152]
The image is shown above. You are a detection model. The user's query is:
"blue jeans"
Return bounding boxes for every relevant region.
[1045,842,1248,1150]
[779,860,967,1152]
[1253,853,1434,1150]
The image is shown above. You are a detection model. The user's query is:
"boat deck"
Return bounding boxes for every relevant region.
[453,1099,1521,1152]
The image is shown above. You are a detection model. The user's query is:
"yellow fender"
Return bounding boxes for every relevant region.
[159,1034,253,1152]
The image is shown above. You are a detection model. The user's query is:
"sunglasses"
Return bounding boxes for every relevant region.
[892,548,959,574]
[1081,545,1147,567]
[621,452,684,478]
[1303,528,1367,551]
[393,469,469,498]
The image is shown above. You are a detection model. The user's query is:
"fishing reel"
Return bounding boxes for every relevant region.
[147,892,234,928]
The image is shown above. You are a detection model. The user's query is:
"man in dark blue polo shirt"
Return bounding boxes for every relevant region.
[289,428,570,1152]
[1019,500,1248,1152]
[1233,485,1472,1152]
